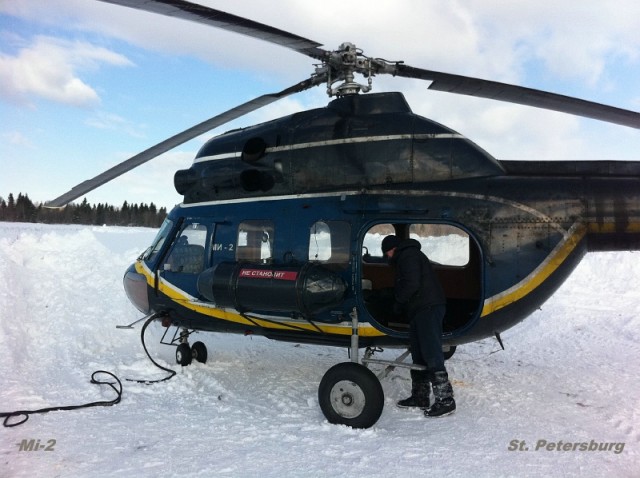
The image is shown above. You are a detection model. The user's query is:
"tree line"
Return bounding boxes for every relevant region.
[0,193,167,228]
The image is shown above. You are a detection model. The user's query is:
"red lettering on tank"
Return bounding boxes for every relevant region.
[239,269,298,281]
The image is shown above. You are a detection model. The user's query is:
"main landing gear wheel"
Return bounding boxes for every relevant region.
[318,362,384,429]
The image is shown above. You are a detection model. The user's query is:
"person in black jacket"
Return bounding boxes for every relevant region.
[381,235,456,418]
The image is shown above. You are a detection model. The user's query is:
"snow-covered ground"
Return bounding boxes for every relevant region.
[1,222,638,477]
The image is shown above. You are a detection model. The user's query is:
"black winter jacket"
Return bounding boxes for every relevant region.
[389,239,446,314]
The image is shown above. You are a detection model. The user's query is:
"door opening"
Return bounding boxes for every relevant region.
[360,222,482,335]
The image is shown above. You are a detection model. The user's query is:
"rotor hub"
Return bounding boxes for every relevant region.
[316,42,399,97]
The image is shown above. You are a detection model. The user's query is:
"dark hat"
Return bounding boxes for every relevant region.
[381,235,401,254]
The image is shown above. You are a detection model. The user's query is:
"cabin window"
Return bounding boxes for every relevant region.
[144,218,174,263]
[164,223,207,274]
[237,220,274,263]
[308,221,351,267]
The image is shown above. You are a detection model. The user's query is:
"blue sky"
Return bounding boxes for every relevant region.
[1,0,639,210]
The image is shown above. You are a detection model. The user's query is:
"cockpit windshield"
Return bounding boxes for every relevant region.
[144,218,174,263]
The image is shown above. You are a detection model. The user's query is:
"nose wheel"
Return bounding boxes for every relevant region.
[175,343,191,366]
[175,340,208,366]
[191,341,208,363]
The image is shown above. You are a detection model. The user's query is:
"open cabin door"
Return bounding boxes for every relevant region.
[360,222,483,337]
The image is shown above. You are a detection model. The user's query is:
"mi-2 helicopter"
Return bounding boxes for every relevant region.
[48,0,640,429]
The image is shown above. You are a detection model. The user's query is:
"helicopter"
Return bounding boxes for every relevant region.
[46,0,640,429]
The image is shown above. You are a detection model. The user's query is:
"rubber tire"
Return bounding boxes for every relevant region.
[318,362,384,429]
[176,343,192,366]
[443,346,457,361]
[191,341,208,364]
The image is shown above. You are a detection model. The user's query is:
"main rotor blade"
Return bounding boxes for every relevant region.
[46,76,324,207]
[98,1,639,129]
[395,64,640,129]
[98,0,327,60]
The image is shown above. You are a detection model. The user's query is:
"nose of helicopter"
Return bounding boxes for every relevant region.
[123,263,150,314]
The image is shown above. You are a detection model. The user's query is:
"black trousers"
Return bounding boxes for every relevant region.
[409,304,446,373]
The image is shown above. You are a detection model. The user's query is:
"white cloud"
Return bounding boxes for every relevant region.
[0,35,133,107]
[85,111,147,139]
[2,130,35,148]
[464,1,640,87]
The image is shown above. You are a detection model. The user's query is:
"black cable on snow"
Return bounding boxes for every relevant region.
[1,313,176,427]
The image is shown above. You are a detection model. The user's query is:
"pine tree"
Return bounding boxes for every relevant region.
[0,197,7,221]
[5,193,16,221]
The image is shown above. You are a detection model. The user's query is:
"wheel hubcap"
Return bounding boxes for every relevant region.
[329,380,365,418]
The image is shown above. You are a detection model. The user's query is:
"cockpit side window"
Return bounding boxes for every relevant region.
[236,220,274,263]
[164,223,207,274]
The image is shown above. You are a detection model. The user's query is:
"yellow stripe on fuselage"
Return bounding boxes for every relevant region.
[481,220,640,317]
[481,223,587,317]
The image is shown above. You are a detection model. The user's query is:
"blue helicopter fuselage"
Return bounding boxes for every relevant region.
[124,92,640,349]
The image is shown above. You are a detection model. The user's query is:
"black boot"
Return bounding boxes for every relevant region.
[397,369,430,409]
[424,371,456,418]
